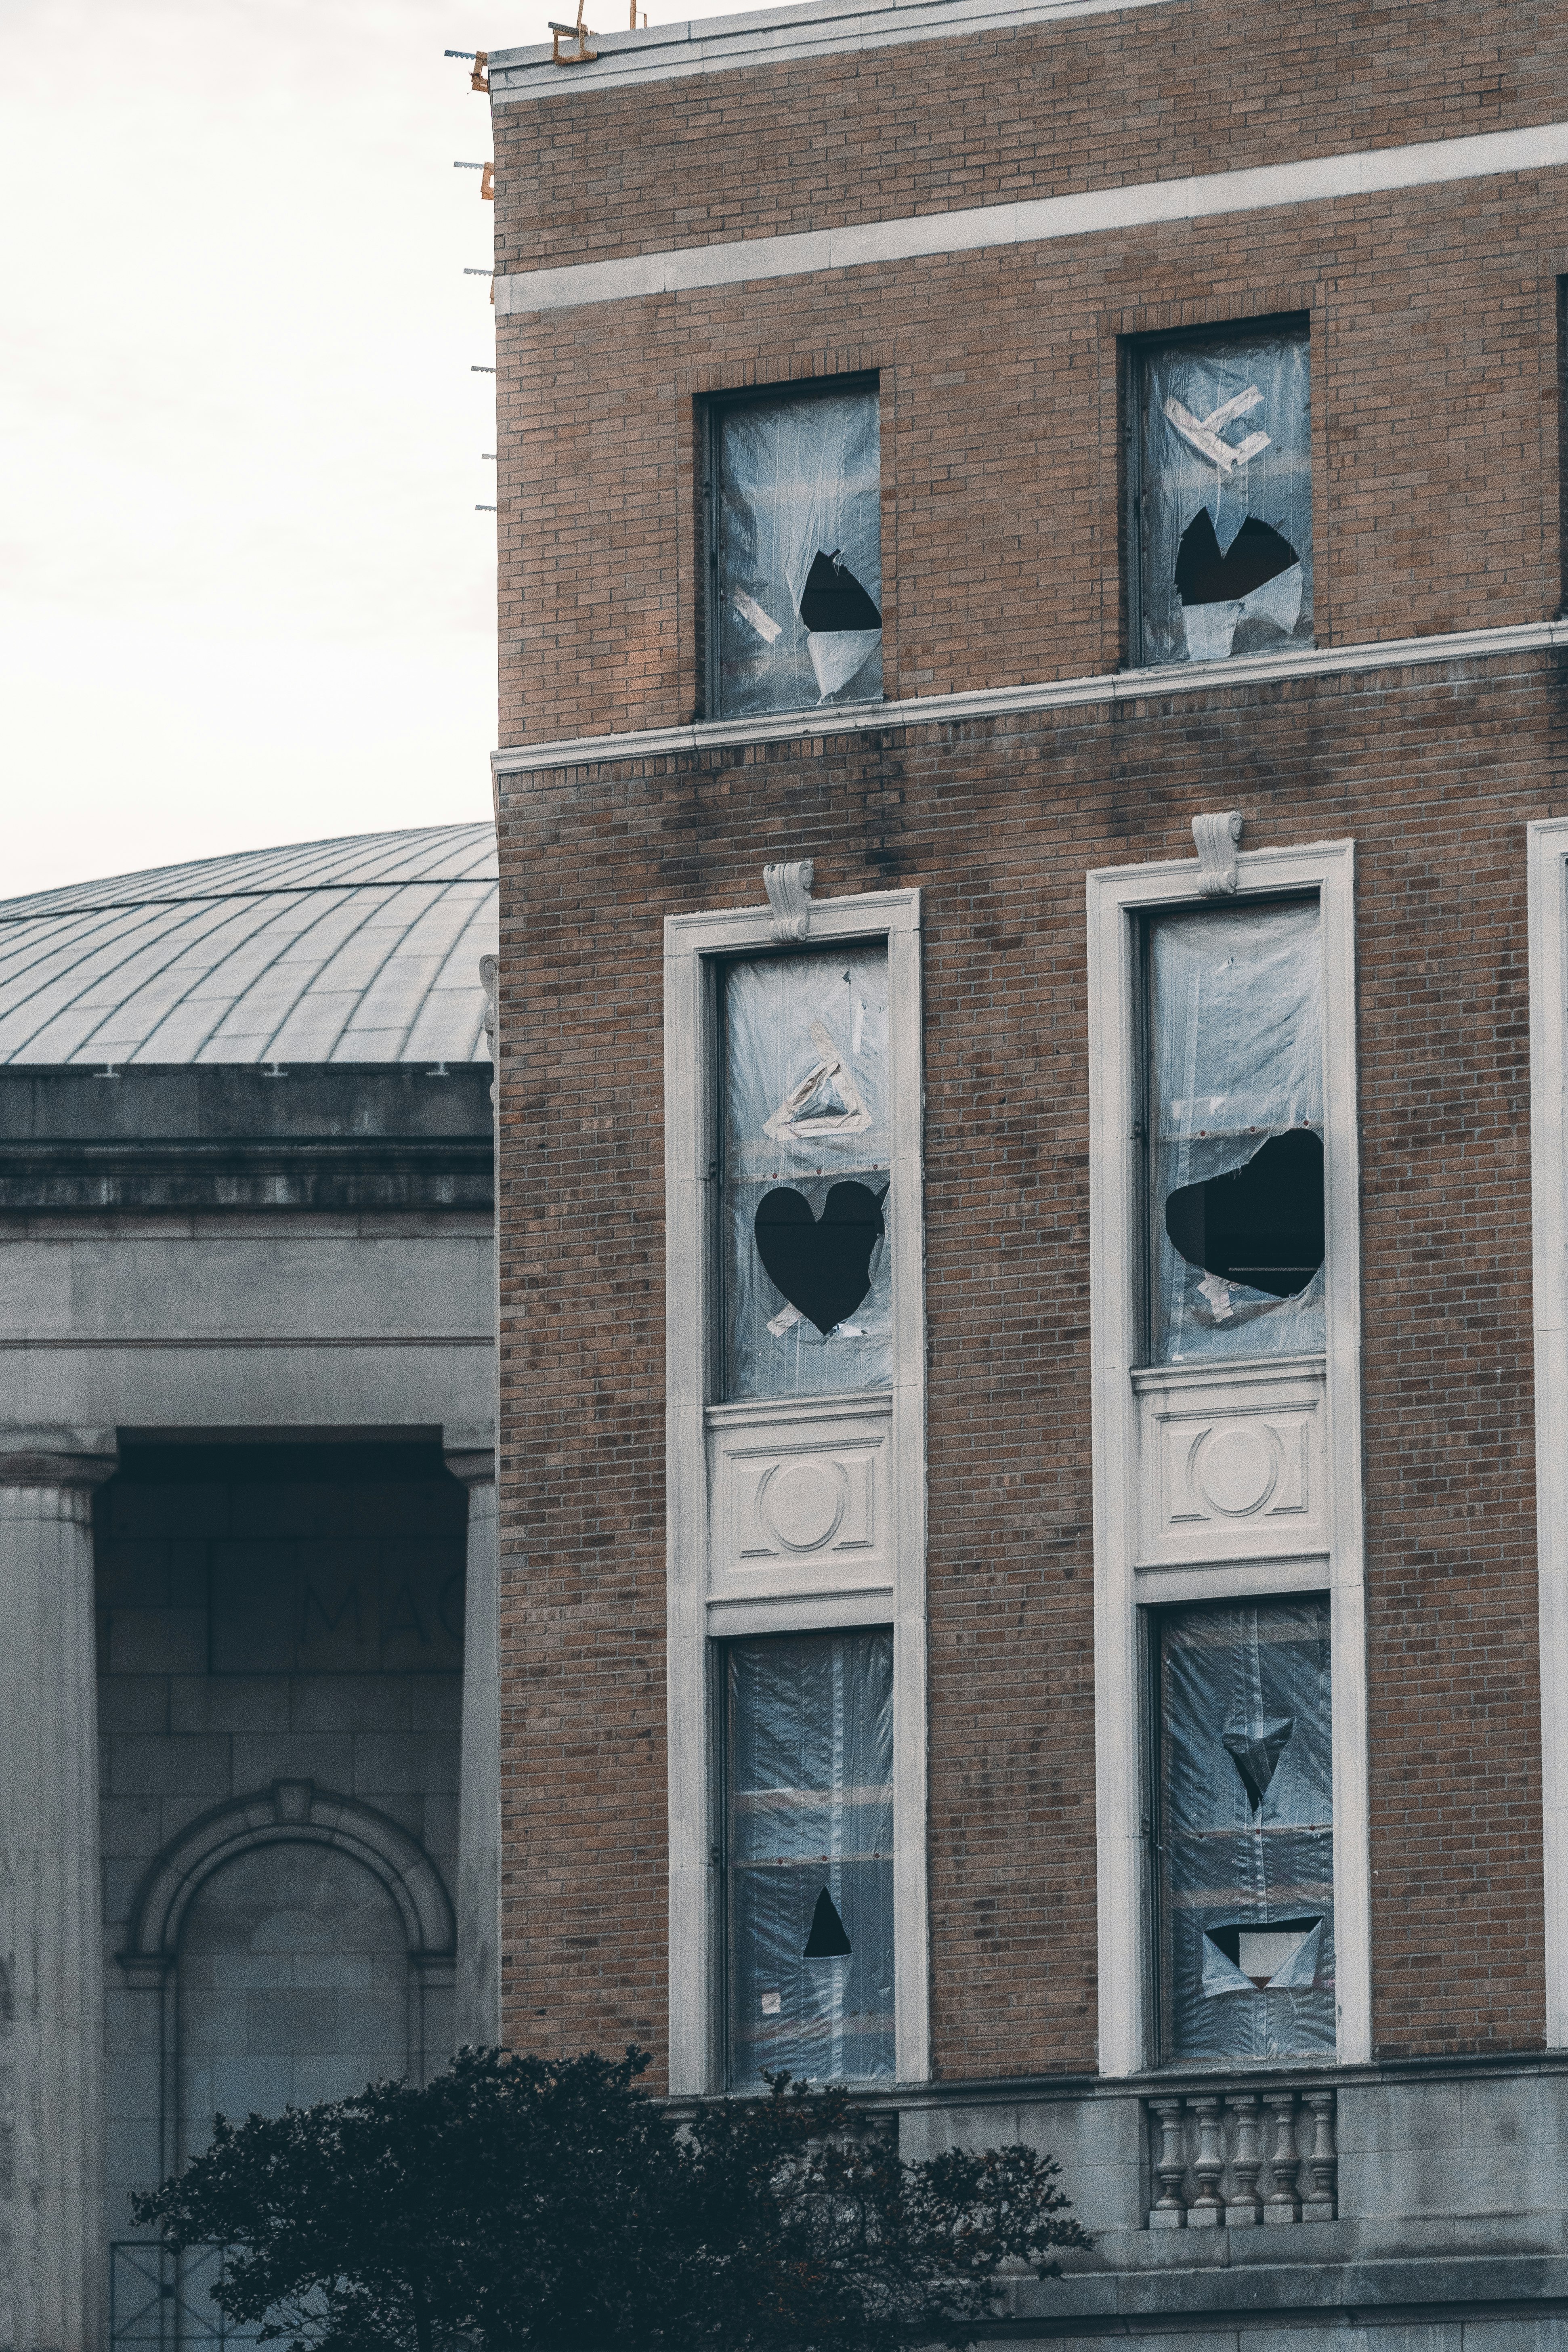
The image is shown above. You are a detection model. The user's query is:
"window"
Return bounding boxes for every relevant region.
[1144,899,1325,1365]
[725,1629,894,2087]
[1086,839,1368,2076]
[707,383,883,719]
[721,946,891,1399]
[1131,321,1312,668]
[1155,1598,1335,2064]
[663,883,926,2096]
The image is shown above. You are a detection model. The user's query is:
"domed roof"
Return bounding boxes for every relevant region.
[0,824,497,1066]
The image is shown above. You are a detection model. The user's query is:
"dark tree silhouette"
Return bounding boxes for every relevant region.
[132,2046,1089,2352]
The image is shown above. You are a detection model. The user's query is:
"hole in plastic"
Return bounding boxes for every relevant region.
[1175,510,1298,608]
[1222,1717,1295,1812]
[1164,1128,1324,1298]
[1205,1917,1322,1991]
[803,1887,852,1959]
[754,1181,887,1336]
[798,549,882,633]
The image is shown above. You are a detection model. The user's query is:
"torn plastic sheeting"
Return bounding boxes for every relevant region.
[1173,511,1303,662]
[723,948,892,1400]
[763,1019,871,1143]
[1161,1599,1334,2063]
[716,388,882,717]
[727,1630,894,2086]
[1148,900,1324,1366]
[1139,327,1312,667]
[1163,386,1270,475]
[733,589,783,645]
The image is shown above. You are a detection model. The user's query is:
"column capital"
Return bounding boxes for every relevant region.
[444,1444,495,1491]
[0,1427,119,1489]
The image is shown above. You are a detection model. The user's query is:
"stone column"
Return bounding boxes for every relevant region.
[0,1429,117,2352]
[446,1445,500,2049]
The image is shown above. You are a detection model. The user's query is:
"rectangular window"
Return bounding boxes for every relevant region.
[708,383,883,719]
[721,945,892,1400]
[724,1629,894,2088]
[1132,321,1312,667]
[1146,898,1325,1365]
[1156,1597,1335,2064]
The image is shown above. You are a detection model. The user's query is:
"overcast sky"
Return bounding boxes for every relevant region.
[1,0,779,899]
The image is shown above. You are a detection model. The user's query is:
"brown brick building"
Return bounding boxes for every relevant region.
[486,0,1568,2337]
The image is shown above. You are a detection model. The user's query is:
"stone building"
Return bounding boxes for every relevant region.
[484,0,1568,2343]
[0,825,499,2347]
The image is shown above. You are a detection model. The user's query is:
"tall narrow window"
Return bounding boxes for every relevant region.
[1146,900,1325,1365]
[725,1630,894,2087]
[1133,321,1312,667]
[721,946,892,1400]
[709,384,882,718]
[1157,1597,1335,2063]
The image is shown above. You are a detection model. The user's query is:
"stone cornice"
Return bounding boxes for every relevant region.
[493,619,1568,779]
[486,0,1176,103]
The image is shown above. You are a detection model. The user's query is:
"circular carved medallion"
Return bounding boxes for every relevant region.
[1192,1423,1278,1517]
[762,1458,848,1552]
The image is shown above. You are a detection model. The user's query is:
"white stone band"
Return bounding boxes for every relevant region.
[495,118,1568,317]
[492,617,1568,778]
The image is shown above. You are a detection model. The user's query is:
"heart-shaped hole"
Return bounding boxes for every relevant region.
[754,1181,887,1336]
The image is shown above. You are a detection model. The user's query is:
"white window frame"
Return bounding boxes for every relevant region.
[1086,838,1370,2073]
[663,884,927,2093]
[1528,817,1568,2046]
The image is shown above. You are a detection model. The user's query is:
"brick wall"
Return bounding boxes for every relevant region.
[495,651,1566,2083]
[489,6,1568,749]
[491,0,1563,273]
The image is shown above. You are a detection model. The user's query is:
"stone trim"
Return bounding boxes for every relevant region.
[494,122,1568,315]
[117,1779,456,1988]
[492,619,1568,779]
[486,0,1177,102]
[1529,815,1568,2048]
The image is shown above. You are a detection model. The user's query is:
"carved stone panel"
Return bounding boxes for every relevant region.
[1136,1362,1327,1568]
[705,1397,892,1613]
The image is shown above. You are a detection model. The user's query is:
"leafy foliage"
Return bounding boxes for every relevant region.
[132,2047,1089,2352]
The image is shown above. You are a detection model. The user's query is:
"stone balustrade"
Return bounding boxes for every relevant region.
[1144,2086,1337,2229]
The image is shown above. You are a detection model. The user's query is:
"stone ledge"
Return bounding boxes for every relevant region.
[1005,2249,1568,2327]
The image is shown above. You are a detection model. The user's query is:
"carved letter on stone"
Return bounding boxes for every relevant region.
[1193,810,1244,897]
[764,860,814,944]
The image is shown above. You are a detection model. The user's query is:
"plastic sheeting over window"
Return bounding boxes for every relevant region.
[1159,1599,1334,2064]
[1136,327,1312,667]
[726,1630,894,2087]
[714,388,883,718]
[1147,901,1325,1365]
[722,947,892,1401]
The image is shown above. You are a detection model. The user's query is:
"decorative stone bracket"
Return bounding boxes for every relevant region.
[763,860,814,944]
[1192,810,1245,896]
[1145,2087,1336,2227]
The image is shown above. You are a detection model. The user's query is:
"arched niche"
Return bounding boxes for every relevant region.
[118,1780,455,2183]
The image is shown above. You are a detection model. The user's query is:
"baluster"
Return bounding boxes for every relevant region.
[1303,2091,1337,2221]
[1224,2092,1262,2226]
[1148,2097,1188,2229]
[1188,2094,1224,2225]
[1264,2091,1300,2223]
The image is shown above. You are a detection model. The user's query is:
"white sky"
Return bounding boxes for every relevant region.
[0,0,782,899]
